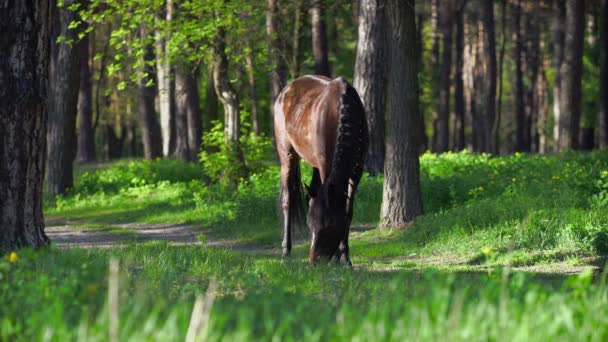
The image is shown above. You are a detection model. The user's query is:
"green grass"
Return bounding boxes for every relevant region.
[2,245,608,341]
[5,150,606,340]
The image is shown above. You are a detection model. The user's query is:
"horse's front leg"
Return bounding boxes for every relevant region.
[339,176,360,266]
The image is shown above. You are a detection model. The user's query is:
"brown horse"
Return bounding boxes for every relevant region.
[274,75,368,265]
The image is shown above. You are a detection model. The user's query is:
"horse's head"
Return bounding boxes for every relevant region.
[306,184,346,263]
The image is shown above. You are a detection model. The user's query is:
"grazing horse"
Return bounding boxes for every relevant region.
[274,75,368,265]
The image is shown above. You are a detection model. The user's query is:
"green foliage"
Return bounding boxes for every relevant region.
[198,120,274,185]
[2,246,608,341]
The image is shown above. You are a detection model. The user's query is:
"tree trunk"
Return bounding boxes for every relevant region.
[0,0,52,251]
[537,59,550,153]
[525,0,541,152]
[213,27,245,183]
[513,0,526,152]
[434,0,453,153]
[600,0,608,148]
[103,124,125,160]
[291,0,304,79]
[47,0,84,196]
[78,31,96,163]
[557,0,585,151]
[311,0,331,77]
[354,0,388,176]
[204,63,218,134]
[245,46,260,135]
[380,0,423,227]
[553,0,566,151]
[156,0,175,157]
[138,26,162,159]
[186,68,202,161]
[493,0,506,154]
[174,67,192,160]
[453,2,466,152]
[267,0,287,142]
[480,0,496,153]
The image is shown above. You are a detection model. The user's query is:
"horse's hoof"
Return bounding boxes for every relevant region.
[340,256,353,267]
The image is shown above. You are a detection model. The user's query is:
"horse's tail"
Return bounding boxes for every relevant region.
[278,159,307,237]
[329,78,369,205]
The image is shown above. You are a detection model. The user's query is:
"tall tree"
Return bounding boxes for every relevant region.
[493,0,507,154]
[173,64,201,161]
[0,0,52,251]
[138,26,162,159]
[433,0,453,152]
[212,27,245,182]
[353,0,388,176]
[513,0,526,151]
[174,67,192,160]
[552,0,566,150]
[556,0,585,151]
[290,0,305,79]
[78,31,96,162]
[380,0,423,227]
[47,0,85,196]
[267,0,287,141]
[453,1,466,151]
[480,0,497,153]
[600,0,608,148]
[244,43,260,135]
[311,0,331,76]
[204,63,218,134]
[156,0,175,157]
[185,67,202,160]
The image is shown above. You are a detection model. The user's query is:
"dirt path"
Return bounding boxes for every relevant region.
[45,217,604,275]
[45,217,278,255]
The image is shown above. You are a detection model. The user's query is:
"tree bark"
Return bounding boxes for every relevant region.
[78,31,96,162]
[212,27,245,183]
[538,59,550,153]
[311,0,331,77]
[291,0,304,79]
[47,0,84,196]
[380,0,423,227]
[138,26,162,159]
[0,0,52,251]
[600,0,608,148]
[453,2,466,152]
[552,0,566,151]
[493,0,506,154]
[434,0,453,153]
[267,0,287,143]
[513,0,526,152]
[556,0,585,151]
[156,0,175,157]
[204,63,218,133]
[185,68,202,160]
[480,0,496,153]
[174,67,192,160]
[245,46,260,135]
[354,0,387,176]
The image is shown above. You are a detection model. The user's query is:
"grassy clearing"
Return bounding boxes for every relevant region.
[4,150,604,340]
[47,150,608,263]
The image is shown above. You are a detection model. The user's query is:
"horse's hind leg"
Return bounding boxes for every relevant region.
[339,168,363,266]
[279,148,300,258]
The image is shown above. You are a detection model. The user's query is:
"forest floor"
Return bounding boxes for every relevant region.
[6,153,608,340]
[45,216,605,276]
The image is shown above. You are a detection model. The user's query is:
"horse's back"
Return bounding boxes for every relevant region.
[274,75,344,170]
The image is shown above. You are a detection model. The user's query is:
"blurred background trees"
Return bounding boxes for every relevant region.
[45,0,606,193]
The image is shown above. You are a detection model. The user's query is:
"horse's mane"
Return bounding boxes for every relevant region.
[327,78,368,209]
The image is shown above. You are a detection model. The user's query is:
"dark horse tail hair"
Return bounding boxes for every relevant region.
[278,157,307,237]
[328,78,369,206]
